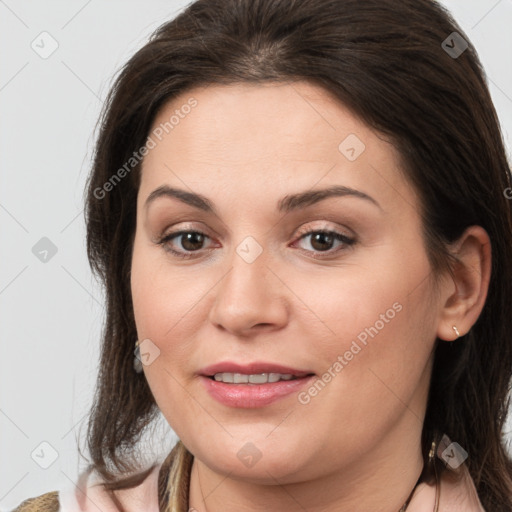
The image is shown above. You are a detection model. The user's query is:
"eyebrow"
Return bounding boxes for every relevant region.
[144,184,382,214]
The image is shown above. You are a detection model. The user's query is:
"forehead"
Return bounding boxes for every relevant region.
[146,81,377,161]
[139,81,418,214]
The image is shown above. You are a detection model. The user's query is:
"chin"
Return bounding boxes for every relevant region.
[194,437,313,482]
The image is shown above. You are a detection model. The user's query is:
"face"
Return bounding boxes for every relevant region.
[130,81,442,484]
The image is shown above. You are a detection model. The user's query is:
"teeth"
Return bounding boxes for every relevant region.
[213,372,297,384]
[234,373,249,384]
[249,374,267,384]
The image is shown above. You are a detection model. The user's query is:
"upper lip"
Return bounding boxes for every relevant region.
[200,361,314,378]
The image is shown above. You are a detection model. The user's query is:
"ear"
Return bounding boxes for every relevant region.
[436,225,491,341]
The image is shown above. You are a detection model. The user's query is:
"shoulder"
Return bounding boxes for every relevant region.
[408,463,486,512]
[11,491,60,512]
[10,442,192,512]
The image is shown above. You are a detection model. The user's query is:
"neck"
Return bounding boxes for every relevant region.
[188,413,425,512]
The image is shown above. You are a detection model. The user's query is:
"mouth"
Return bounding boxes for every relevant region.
[200,361,314,381]
[209,372,304,384]
[198,361,316,408]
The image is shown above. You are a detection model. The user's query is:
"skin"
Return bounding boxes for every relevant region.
[130,81,491,512]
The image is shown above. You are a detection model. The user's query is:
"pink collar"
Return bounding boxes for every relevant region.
[59,455,485,512]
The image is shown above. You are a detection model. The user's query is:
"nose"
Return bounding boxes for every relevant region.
[207,241,289,337]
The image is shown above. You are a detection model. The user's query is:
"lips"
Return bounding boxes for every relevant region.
[200,361,313,378]
[198,361,316,408]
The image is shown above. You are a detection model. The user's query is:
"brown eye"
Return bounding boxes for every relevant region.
[294,229,355,258]
[309,232,336,251]
[178,232,206,251]
[157,230,212,259]
[157,228,355,260]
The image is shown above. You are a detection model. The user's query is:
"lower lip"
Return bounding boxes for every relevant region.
[200,375,315,408]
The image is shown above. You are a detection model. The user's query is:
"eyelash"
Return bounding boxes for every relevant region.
[156,227,356,260]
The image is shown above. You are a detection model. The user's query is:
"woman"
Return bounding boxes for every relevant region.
[14,0,512,510]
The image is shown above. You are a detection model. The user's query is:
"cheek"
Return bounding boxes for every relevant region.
[293,245,436,402]
[288,262,421,366]
[130,241,188,391]
[130,239,219,416]
[130,239,202,346]
[130,250,198,425]
[296,264,436,440]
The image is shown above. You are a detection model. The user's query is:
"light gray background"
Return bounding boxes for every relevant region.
[1,1,511,509]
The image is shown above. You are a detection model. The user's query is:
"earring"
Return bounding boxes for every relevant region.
[429,439,441,512]
[452,325,461,338]
[428,439,436,466]
[133,341,143,373]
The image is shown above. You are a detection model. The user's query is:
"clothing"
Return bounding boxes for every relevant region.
[11,440,486,511]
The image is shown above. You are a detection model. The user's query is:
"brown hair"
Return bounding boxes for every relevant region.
[83,0,512,508]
